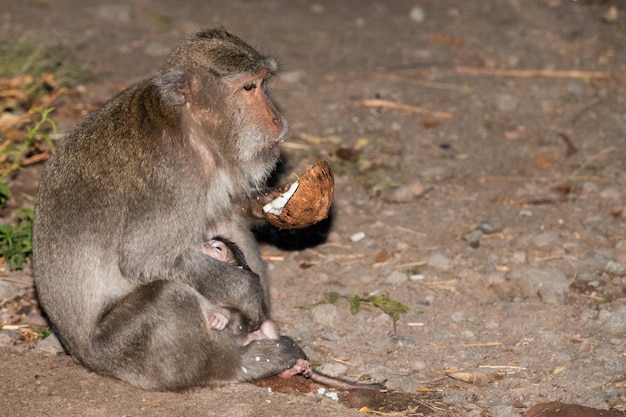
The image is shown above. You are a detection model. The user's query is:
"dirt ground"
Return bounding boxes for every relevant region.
[1,1,626,416]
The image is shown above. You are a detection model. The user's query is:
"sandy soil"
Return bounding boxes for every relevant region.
[1,1,625,416]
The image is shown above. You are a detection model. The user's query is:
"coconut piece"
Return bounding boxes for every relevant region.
[264,160,334,229]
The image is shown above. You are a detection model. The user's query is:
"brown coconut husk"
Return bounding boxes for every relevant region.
[264,160,334,229]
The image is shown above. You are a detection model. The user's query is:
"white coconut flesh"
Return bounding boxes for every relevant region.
[262,181,300,216]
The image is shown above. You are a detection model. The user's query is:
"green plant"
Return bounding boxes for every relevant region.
[1,107,57,178]
[300,291,411,332]
[0,208,34,270]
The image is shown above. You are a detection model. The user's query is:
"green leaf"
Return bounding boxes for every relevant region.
[366,295,409,322]
[343,294,362,315]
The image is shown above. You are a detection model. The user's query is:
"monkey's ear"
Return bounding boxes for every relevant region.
[154,69,193,106]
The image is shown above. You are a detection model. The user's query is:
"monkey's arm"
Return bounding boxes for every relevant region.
[119,249,268,332]
[175,252,270,332]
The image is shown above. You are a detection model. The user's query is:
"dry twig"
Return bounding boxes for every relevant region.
[455,66,620,80]
[358,99,452,120]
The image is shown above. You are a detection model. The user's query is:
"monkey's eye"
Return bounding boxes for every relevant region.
[243,82,257,91]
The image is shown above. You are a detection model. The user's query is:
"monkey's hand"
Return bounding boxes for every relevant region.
[240,183,293,219]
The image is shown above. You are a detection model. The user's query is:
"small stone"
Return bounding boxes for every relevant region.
[385,180,425,203]
[412,360,426,371]
[463,230,482,248]
[598,309,612,324]
[603,5,619,23]
[315,362,347,378]
[451,311,465,322]
[0,280,18,301]
[471,372,489,387]
[532,232,559,248]
[350,231,366,242]
[310,303,340,327]
[495,94,518,112]
[490,404,517,417]
[322,332,342,341]
[604,261,626,276]
[604,304,626,335]
[428,252,452,271]
[0,329,22,345]
[526,267,569,305]
[391,335,416,347]
[599,186,621,200]
[511,251,527,264]
[477,220,494,234]
[409,6,426,23]
[35,333,65,354]
[386,270,408,285]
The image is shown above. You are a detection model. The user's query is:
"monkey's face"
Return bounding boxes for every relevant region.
[228,69,287,165]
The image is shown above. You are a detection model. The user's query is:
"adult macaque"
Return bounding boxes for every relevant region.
[33,28,306,391]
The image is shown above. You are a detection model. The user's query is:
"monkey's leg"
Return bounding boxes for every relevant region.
[87,280,254,391]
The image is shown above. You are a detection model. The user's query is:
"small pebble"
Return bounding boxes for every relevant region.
[322,332,342,341]
[350,231,366,242]
[599,186,621,200]
[477,220,495,234]
[385,181,425,203]
[325,392,339,401]
[604,261,626,276]
[495,94,519,112]
[603,304,626,335]
[525,267,569,305]
[532,232,559,248]
[463,230,482,248]
[310,303,340,327]
[0,329,22,345]
[428,252,452,271]
[391,335,416,347]
[316,362,348,378]
[511,251,527,264]
[409,6,426,23]
[35,333,65,354]
[386,270,408,285]
[0,280,19,301]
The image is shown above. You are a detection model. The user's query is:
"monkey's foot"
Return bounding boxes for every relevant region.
[278,358,312,379]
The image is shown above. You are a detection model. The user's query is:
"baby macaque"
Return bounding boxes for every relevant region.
[202,237,278,345]
[202,237,382,390]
